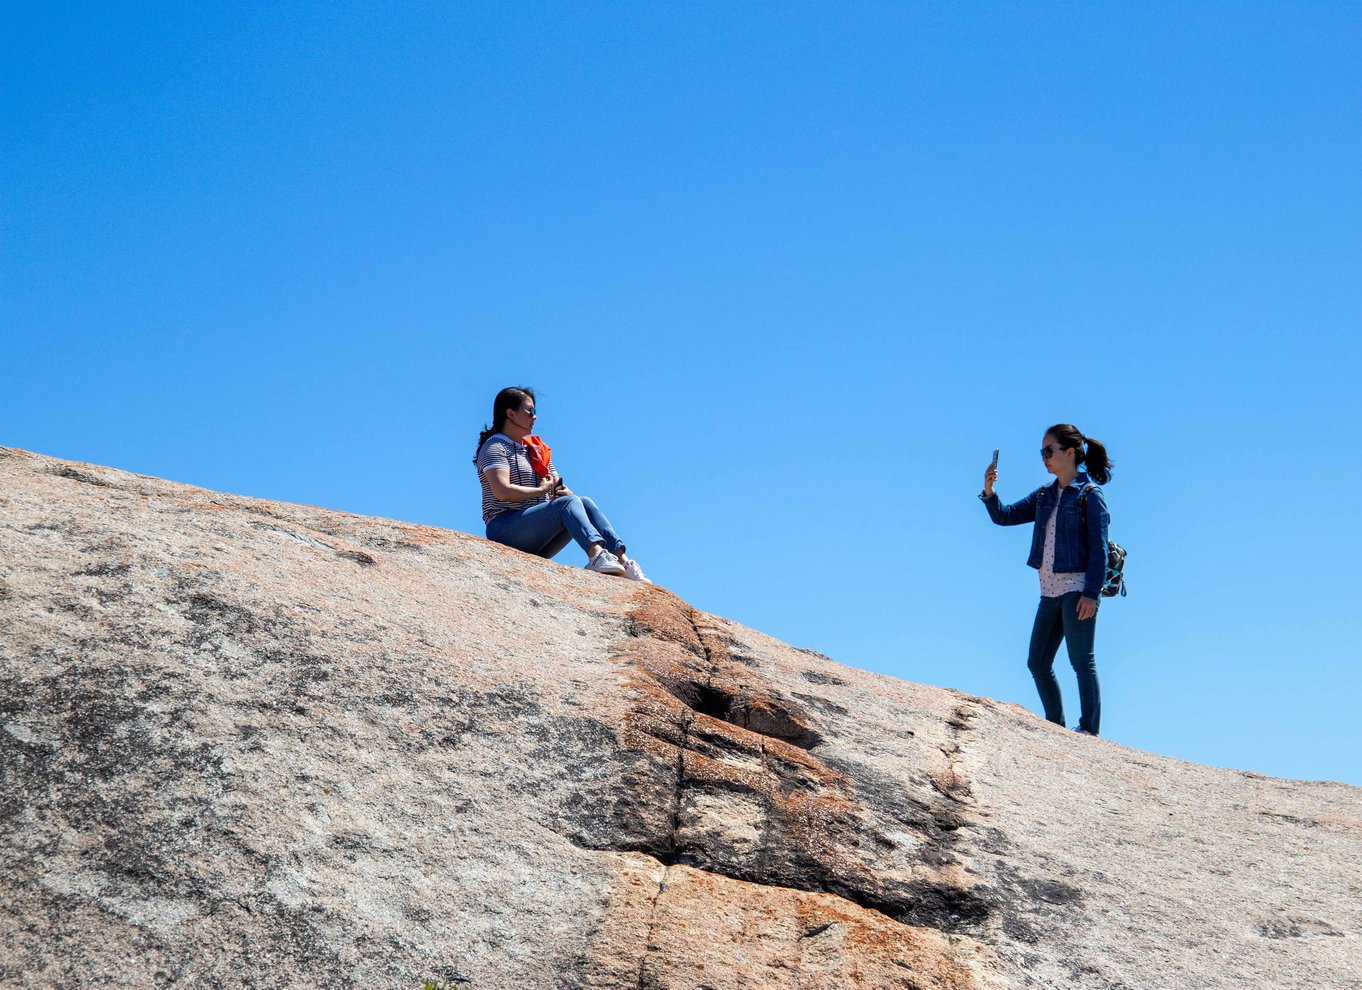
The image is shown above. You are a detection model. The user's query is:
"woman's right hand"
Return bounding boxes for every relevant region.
[536,475,558,498]
[983,465,998,497]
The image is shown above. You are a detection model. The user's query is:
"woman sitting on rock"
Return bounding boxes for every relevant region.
[474,386,649,582]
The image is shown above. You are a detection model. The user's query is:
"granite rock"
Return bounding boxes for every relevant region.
[1,446,1359,989]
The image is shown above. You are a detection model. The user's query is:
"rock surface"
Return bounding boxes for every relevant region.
[1,445,1359,989]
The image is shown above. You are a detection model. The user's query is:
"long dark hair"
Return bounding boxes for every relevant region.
[1045,423,1113,485]
[474,386,536,462]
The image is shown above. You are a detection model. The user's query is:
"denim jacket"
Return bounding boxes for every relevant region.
[980,473,1110,599]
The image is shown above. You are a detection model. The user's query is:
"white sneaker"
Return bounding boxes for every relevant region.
[618,554,651,583]
[585,550,626,576]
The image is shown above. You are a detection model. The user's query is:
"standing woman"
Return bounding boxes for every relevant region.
[474,386,649,581]
[980,424,1112,736]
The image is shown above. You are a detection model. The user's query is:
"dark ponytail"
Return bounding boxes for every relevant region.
[1045,423,1113,485]
[473,386,536,463]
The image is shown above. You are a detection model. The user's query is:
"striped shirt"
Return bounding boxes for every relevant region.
[476,434,555,523]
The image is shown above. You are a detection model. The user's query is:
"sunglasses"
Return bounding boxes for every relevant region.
[520,407,537,417]
[1040,445,1066,459]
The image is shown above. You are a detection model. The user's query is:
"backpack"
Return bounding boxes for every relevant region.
[1080,485,1128,598]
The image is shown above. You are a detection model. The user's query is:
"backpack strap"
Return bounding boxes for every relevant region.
[1079,482,1101,529]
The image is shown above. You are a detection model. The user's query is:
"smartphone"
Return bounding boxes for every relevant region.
[990,449,999,470]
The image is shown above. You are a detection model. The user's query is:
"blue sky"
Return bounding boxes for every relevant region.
[5,2,1359,786]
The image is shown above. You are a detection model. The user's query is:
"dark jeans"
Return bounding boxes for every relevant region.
[485,495,623,560]
[1027,591,1101,735]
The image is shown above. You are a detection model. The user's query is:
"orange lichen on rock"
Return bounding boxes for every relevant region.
[602,862,987,990]
[624,588,705,654]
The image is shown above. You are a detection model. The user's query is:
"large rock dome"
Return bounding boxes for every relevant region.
[2,446,1358,989]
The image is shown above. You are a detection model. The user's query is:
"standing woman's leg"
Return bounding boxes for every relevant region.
[1027,596,1067,726]
[1059,591,1101,735]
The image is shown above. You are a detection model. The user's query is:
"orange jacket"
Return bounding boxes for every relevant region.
[522,435,553,479]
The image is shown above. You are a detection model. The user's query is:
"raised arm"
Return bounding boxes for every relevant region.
[980,487,1041,526]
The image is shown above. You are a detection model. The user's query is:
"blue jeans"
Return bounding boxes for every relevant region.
[1027,591,1101,735]
[485,495,624,560]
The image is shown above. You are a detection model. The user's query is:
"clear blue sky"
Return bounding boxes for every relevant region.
[5,2,1359,785]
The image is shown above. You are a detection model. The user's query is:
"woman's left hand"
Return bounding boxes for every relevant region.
[1076,597,1099,621]
[553,479,574,497]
